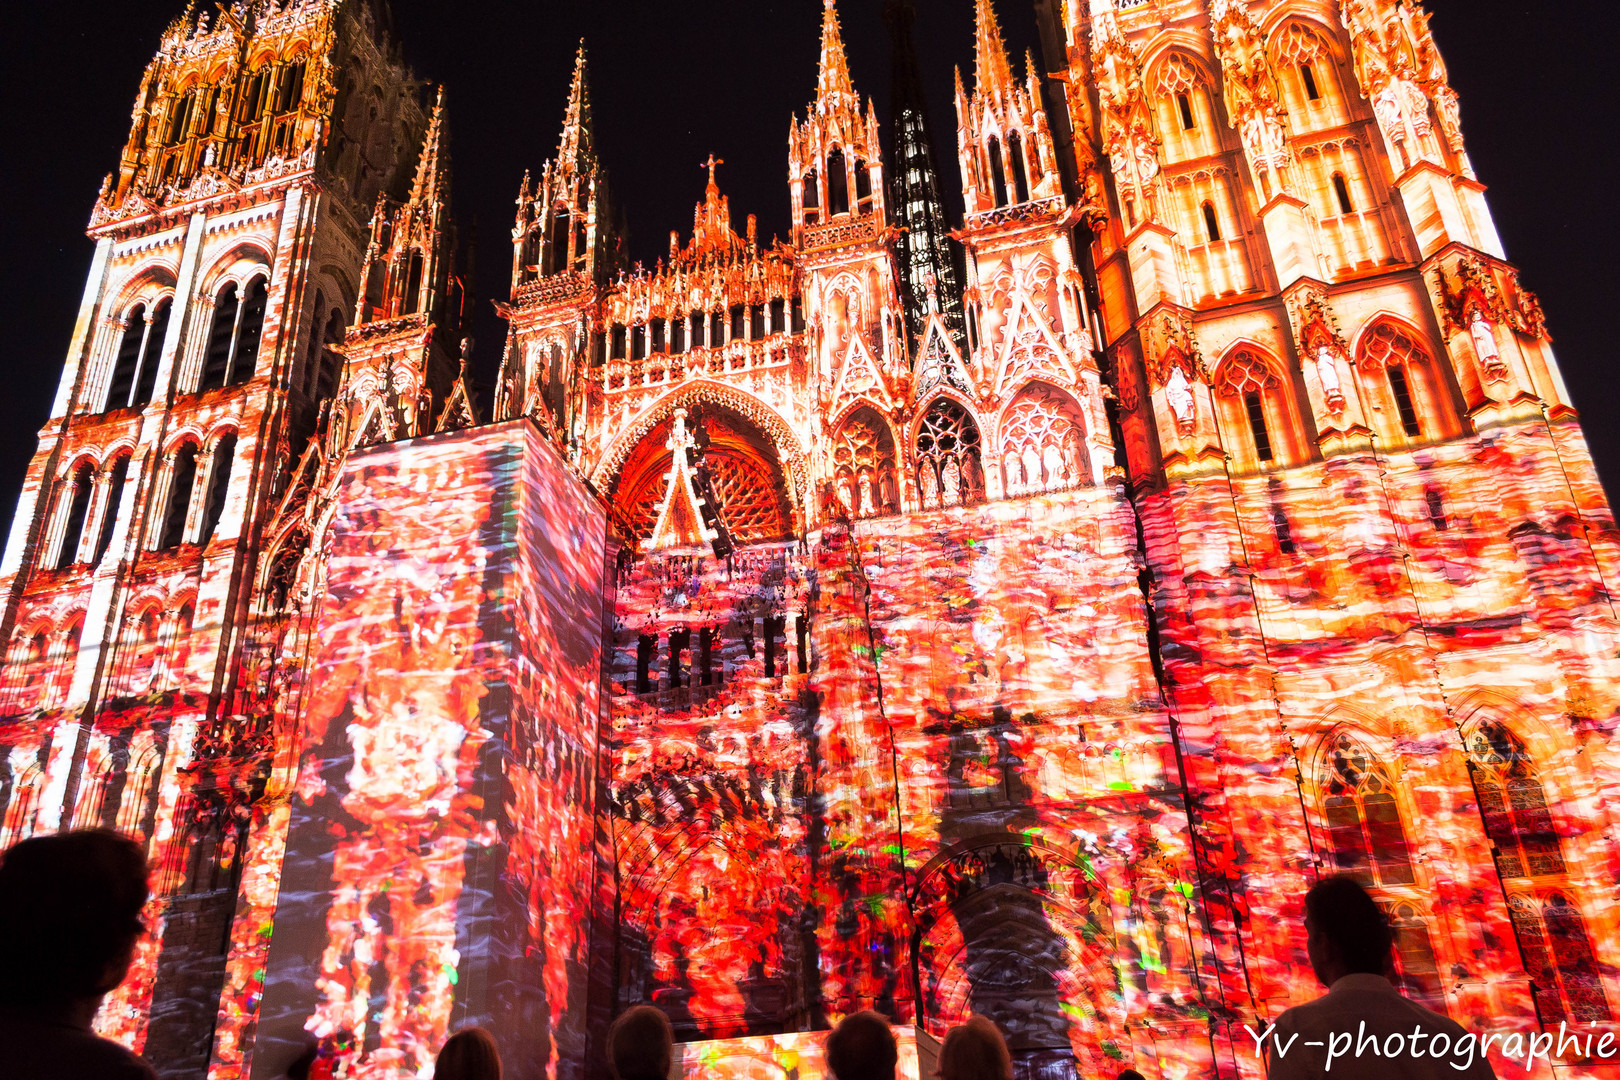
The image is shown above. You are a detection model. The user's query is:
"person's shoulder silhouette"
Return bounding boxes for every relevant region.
[435,1026,503,1080]
[1268,875,1496,1080]
[0,829,157,1080]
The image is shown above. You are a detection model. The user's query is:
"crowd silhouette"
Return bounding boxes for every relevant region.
[0,829,1500,1080]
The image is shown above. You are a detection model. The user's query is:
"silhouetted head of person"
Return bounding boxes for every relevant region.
[608,1005,674,1080]
[826,1011,898,1080]
[1304,875,1393,987]
[1116,1070,1148,1080]
[435,1026,502,1080]
[0,829,148,1016]
[937,1016,1011,1080]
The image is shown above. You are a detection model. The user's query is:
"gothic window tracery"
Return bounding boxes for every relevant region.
[831,407,899,518]
[999,383,1088,497]
[1355,321,1453,446]
[1213,348,1304,470]
[1272,22,1349,128]
[1465,719,1565,880]
[1319,731,1416,887]
[915,398,985,511]
[609,408,793,549]
[1510,893,1612,1024]
[1154,52,1219,163]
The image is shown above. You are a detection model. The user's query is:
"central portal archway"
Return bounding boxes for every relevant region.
[608,405,794,549]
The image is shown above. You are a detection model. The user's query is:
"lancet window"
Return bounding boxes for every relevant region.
[1387,901,1445,1008]
[52,462,96,570]
[104,299,171,412]
[915,398,986,511]
[1465,720,1565,880]
[198,433,238,546]
[1213,348,1304,470]
[1356,321,1452,446]
[1319,731,1416,887]
[1272,23,1350,128]
[828,148,849,215]
[200,276,269,390]
[1510,894,1611,1024]
[831,407,899,519]
[999,383,1088,497]
[91,453,132,564]
[1155,53,1220,163]
[157,442,200,550]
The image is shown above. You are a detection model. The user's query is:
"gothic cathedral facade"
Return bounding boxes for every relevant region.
[1,1,1617,1078]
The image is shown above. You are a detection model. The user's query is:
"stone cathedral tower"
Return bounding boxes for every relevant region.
[3,1,1620,1079]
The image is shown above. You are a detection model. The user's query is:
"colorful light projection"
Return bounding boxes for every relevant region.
[245,420,612,1080]
[673,1025,924,1080]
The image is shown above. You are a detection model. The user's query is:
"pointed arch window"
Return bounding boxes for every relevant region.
[827,148,849,216]
[987,137,1009,208]
[915,398,985,511]
[1357,322,1449,445]
[92,454,132,564]
[403,251,425,314]
[831,407,899,519]
[1202,201,1222,242]
[53,463,96,570]
[198,433,238,546]
[999,383,1089,497]
[1465,720,1564,879]
[1510,893,1612,1024]
[158,442,200,550]
[1320,731,1416,886]
[1214,349,1302,470]
[854,159,873,211]
[201,276,268,390]
[105,299,170,411]
[1387,902,1445,1008]
[1007,131,1029,203]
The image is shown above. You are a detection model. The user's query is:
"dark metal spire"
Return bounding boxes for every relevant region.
[884,0,966,353]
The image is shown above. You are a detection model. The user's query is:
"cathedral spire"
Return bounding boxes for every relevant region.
[407,86,450,209]
[558,39,593,163]
[973,0,1016,96]
[816,0,856,109]
[884,0,966,350]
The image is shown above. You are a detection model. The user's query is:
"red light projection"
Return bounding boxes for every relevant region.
[245,421,611,1080]
[609,407,794,549]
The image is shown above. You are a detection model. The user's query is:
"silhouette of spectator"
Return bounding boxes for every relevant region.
[1116,1072,1147,1080]
[608,1004,675,1080]
[937,1016,1012,1080]
[825,1011,899,1080]
[435,1026,502,1080]
[1268,875,1496,1079]
[0,829,157,1079]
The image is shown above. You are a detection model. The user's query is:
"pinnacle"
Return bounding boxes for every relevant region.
[816,0,856,107]
[408,85,449,207]
[559,38,594,161]
[973,0,1015,97]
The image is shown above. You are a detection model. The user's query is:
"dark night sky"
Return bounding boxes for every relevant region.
[0,1,1614,525]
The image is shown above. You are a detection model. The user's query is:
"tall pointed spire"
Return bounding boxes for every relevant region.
[884,0,966,350]
[558,39,593,162]
[974,0,1017,96]
[408,85,449,208]
[816,0,856,108]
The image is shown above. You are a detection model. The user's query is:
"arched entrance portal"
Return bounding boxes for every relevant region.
[608,405,794,550]
[911,834,1119,1080]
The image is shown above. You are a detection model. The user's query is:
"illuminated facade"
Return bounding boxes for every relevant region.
[1,0,1617,1078]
